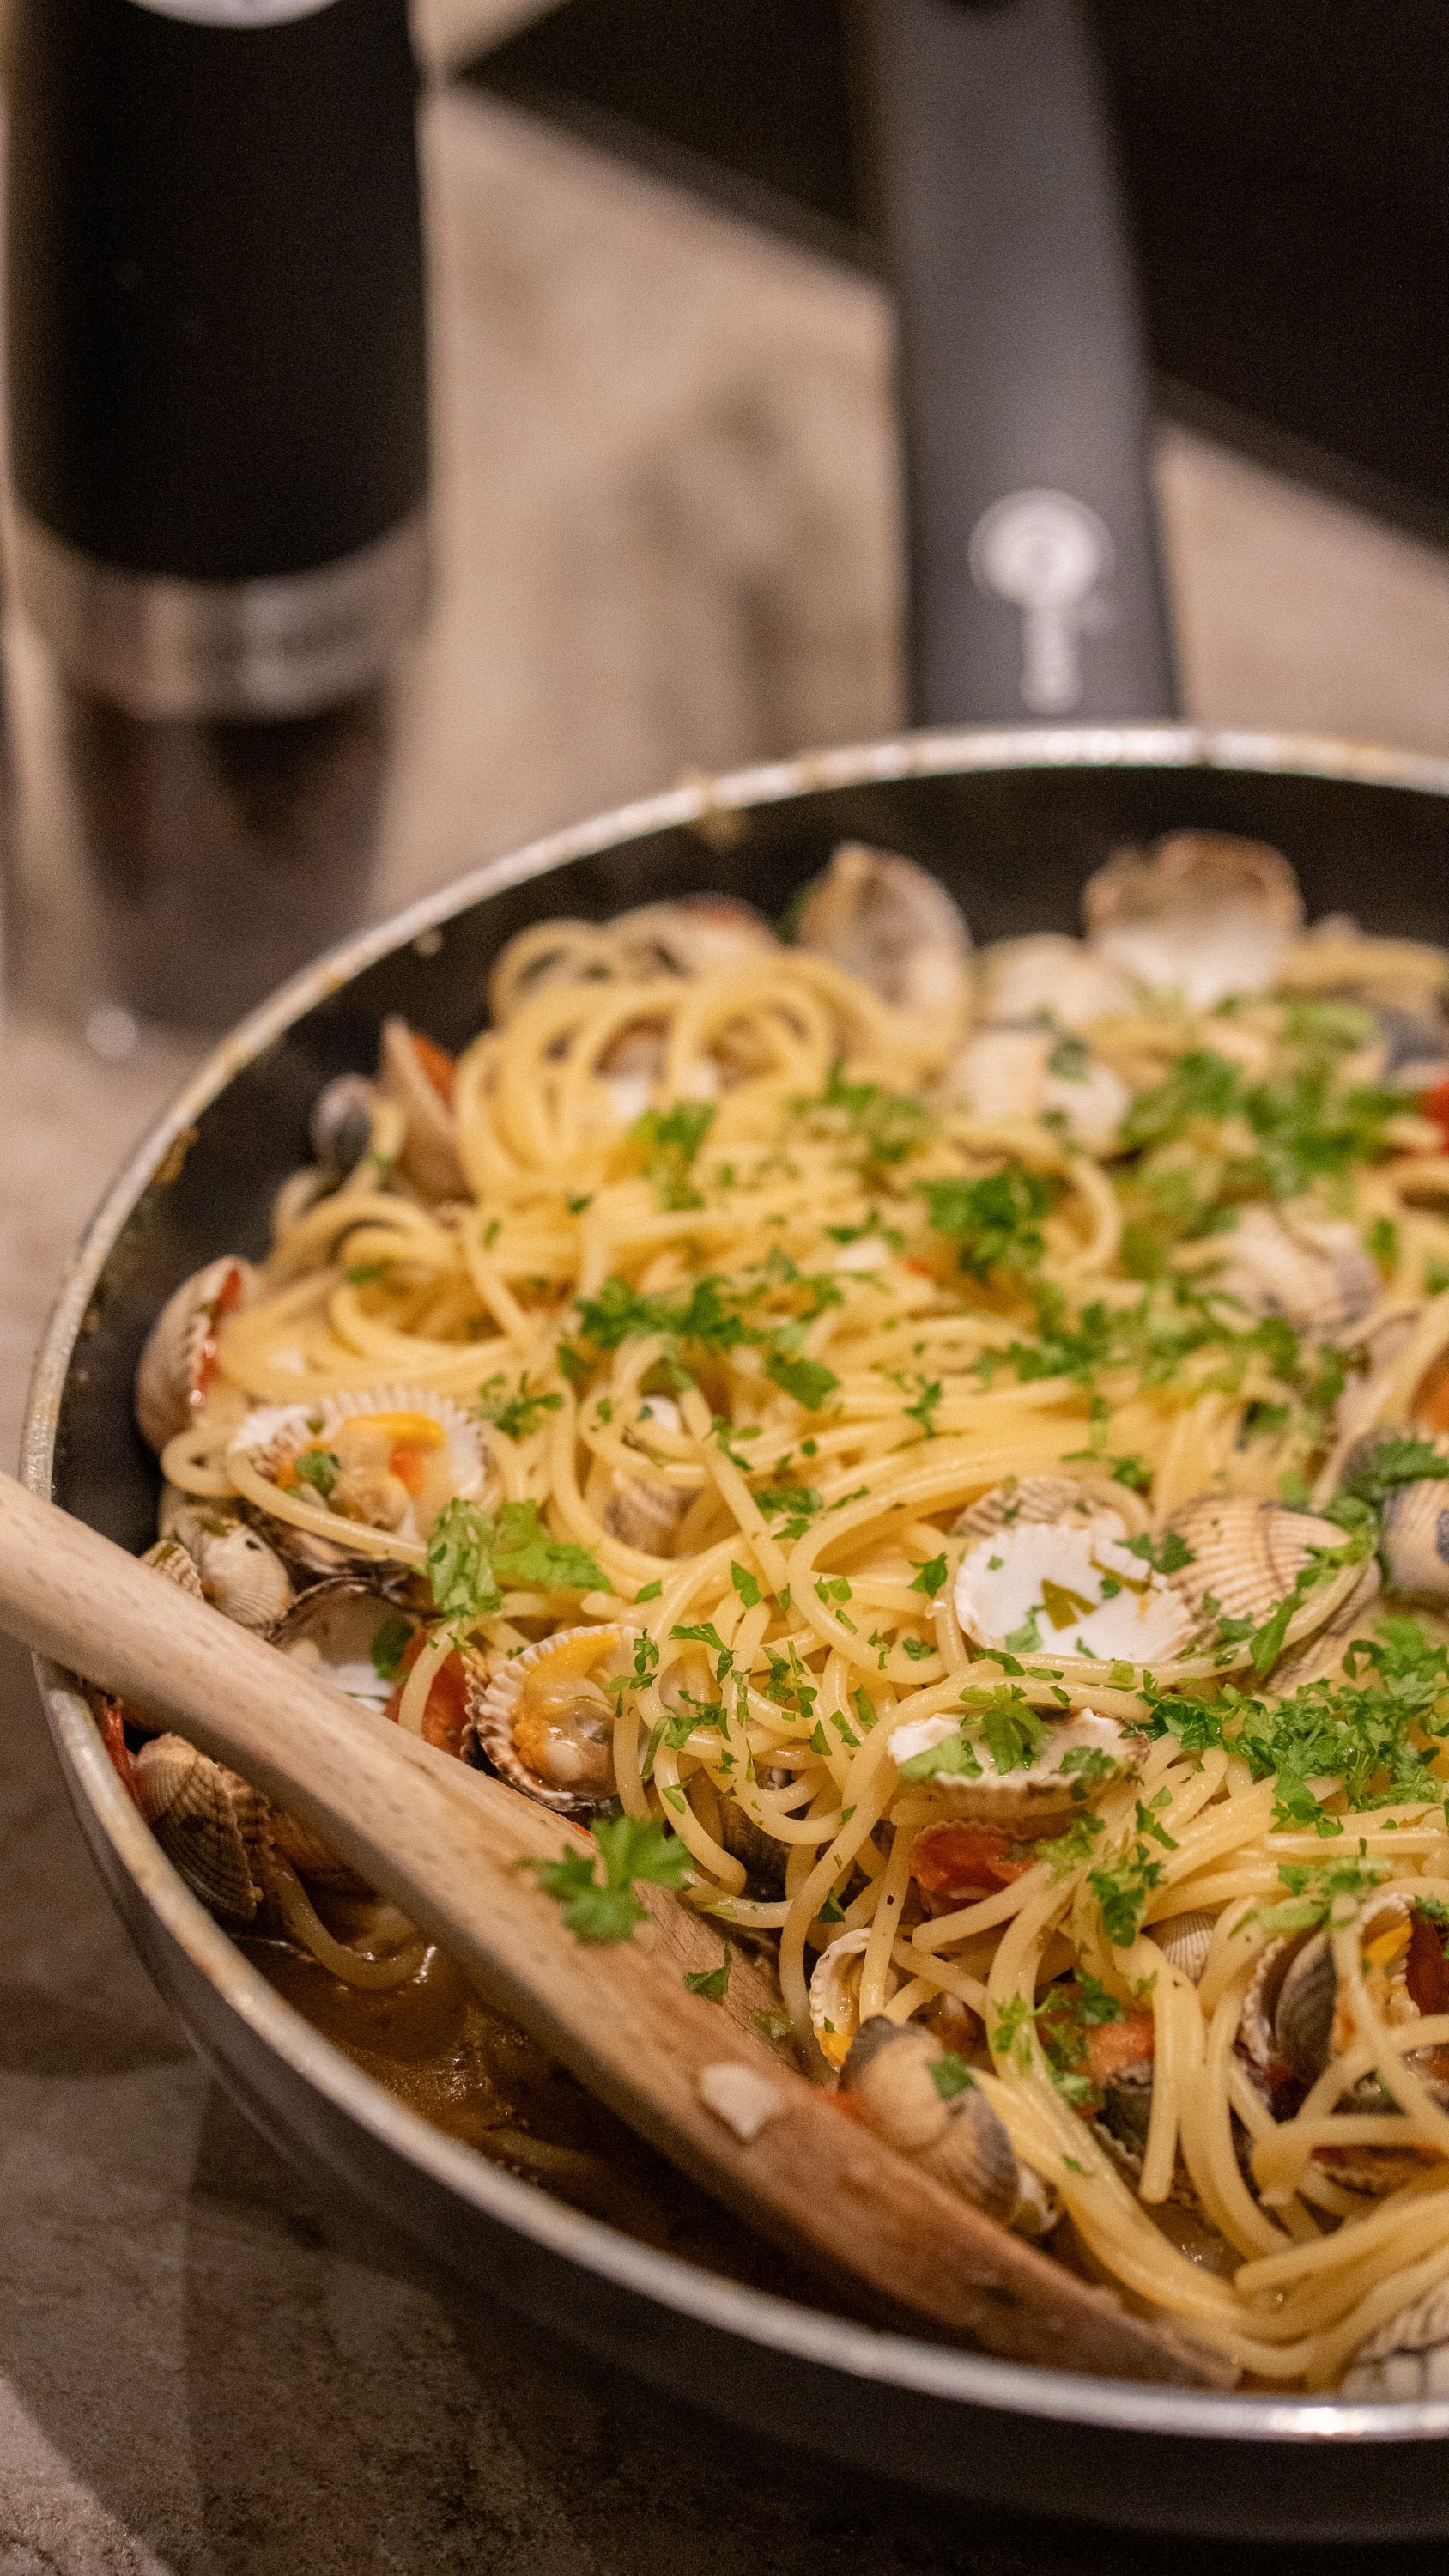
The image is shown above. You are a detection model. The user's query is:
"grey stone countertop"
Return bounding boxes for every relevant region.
[5,61,1449,2576]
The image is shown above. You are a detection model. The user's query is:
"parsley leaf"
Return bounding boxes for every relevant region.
[684,1944,733,2002]
[527,1816,693,1943]
[630,1101,717,1210]
[427,1497,607,1620]
[919,1165,1062,1282]
[475,1372,564,1443]
[766,1351,840,1410]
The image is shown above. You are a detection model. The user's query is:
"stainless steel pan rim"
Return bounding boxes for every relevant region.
[25,720,1449,2456]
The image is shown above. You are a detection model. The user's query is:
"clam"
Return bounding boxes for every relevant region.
[1208,1206,1379,1340]
[808,1926,872,2069]
[1165,1493,1349,1636]
[1342,2278,1449,2400]
[470,1624,634,1815]
[270,1578,416,1714]
[141,1535,204,1598]
[977,933,1140,1034]
[227,1384,493,1561]
[1379,1480,1449,1604]
[610,895,779,984]
[378,1016,465,1201]
[1100,2059,1155,2162]
[953,1506,1197,1668]
[717,1791,788,1897]
[308,1072,378,1182]
[792,843,973,1033]
[890,1703,1138,1832]
[942,1025,1129,1151]
[1151,1909,1215,1984]
[134,1735,268,1926]
[954,1475,1101,1542]
[603,1395,699,1552]
[195,1522,294,1631]
[1270,1561,1383,1692]
[1082,830,1303,1006]
[135,1255,255,1453]
[1373,1002,1449,1092]
[840,2017,1021,2225]
[1272,1932,1339,2082]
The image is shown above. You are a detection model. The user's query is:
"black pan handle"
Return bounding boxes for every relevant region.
[855,0,1179,727]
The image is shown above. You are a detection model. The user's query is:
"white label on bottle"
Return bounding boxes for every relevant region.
[126,0,340,24]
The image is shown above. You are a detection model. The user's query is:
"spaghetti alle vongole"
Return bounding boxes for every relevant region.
[113,835,1449,2393]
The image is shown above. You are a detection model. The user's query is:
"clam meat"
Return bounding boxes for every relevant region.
[227,1384,492,1558]
[808,1926,874,2069]
[1082,830,1304,1007]
[135,1255,255,1454]
[470,1624,635,1815]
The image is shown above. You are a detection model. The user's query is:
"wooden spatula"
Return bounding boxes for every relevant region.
[0,1468,1230,2388]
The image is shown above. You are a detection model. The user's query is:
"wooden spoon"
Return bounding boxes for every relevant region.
[0,1469,1230,2388]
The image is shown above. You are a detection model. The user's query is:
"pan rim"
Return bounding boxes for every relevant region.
[25,718,1449,2451]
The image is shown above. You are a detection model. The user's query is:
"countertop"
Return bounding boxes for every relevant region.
[4,64,1449,2576]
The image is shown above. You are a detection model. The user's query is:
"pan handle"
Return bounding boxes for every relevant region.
[854,0,1179,727]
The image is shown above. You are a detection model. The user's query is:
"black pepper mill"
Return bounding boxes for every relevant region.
[5,0,429,1031]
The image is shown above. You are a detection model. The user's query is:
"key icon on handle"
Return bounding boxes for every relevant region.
[969,489,1113,714]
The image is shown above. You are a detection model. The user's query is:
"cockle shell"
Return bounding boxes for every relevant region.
[603,1475,688,1554]
[1379,1480,1449,1605]
[308,1072,378,1181]
[1209,1205,1379,1340]
[1342,2277,1449,2400]
[610,895,779,984]
[809,1927,874,2069]
[1270,1561,1383,1692]
[141,1536,204,1597]
[135,1255,255,1453]
[942,1025,1129,1151]
[228,1383,492,1561]
[134,1735,268,1926]
[1165,1494,1349,1634]
[195,1522,294,1630]
[1082,830,1304,1006]
[953,1476,1096,1541]
[470,1624,634,1816]
[840,2018,1021,2224]
[976,933,1140,1034]
[379,1017,465,1201]
[1272,1932,1340,2081]
[890,1704,1139,1832]
[1151,1909,1215,1984]
[953,1508,1197,1667]
[793,843,973,1034]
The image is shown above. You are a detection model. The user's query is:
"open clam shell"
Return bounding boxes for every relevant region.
[953,1476,1095,1541]
[1082,829,1303,1006]
[134,1735,269,1927]
[891,1704,1139,1832]
[270,1578,416,1714]
[976,933,1140,1034]
[1165,1494,1349,1635]
[1208,1205,1379,1340]
[942,1025,1129,1150]
[808,1926,873,2070]
[611,895,779,983]
[135,1255,255,1453]
[953,1507,1196,1669]
[379,1016,465,1201]
[141,1535,204,1598]
[309,1072,379,1182]
[1380,1479,1449,1604]
[1270,1560,1382,1692]
[1342,2278,1449,2400]
[228,1384,493,1566]
[470,1623,633,1816]
[793,843,973,1033]
[840,2018,1021,2225]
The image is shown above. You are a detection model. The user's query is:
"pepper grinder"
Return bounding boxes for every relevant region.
[5,0,430,1032]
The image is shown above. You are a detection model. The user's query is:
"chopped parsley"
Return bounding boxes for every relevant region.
[919,1165,1062,1283]
[526,1816,693,1944]
[684,1944,733,2002]
[427,1497,608,1620]
[629,1101,717,1210]
[475,1372,564,1443]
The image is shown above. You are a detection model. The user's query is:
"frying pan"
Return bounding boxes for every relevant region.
[23,721,1449,2539]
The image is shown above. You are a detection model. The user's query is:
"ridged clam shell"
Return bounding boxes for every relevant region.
[809,1927,871,2070]
[1082,830,1303,1006]
[1210,1205,1379,1339]
[717,1791,788,1896]
[196,1522,294,1630]
[379,1017,465,1201]
[610,895,778,983]
[1166,1494,1348,1630]
[840,2018,1020,2223]
[308,1072,378,1180]
[1380,1480,1449,1605]
[1342,2278,1449,2400]
[953,1476,1099,1541]
[1271,1561,1383,1692]
[1240,1933,1303,2075]
[470,1624,632,1816]
[1100,2061,1155,2160]
[134,1735,268,1926]
[793,843,973,1030]
[141,1536,204,1597]
[135,1255,254,1453]
[1151,1909,1215,1984]
[229,1383,493,1565]
[943,1024,1129,1150]
[977,933,1140,1033]
[603,1473,688,1554]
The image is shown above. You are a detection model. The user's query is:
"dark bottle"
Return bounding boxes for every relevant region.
[5,0,429,1029]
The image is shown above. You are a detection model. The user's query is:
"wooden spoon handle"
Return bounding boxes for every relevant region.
[0,1469,1228,2386]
